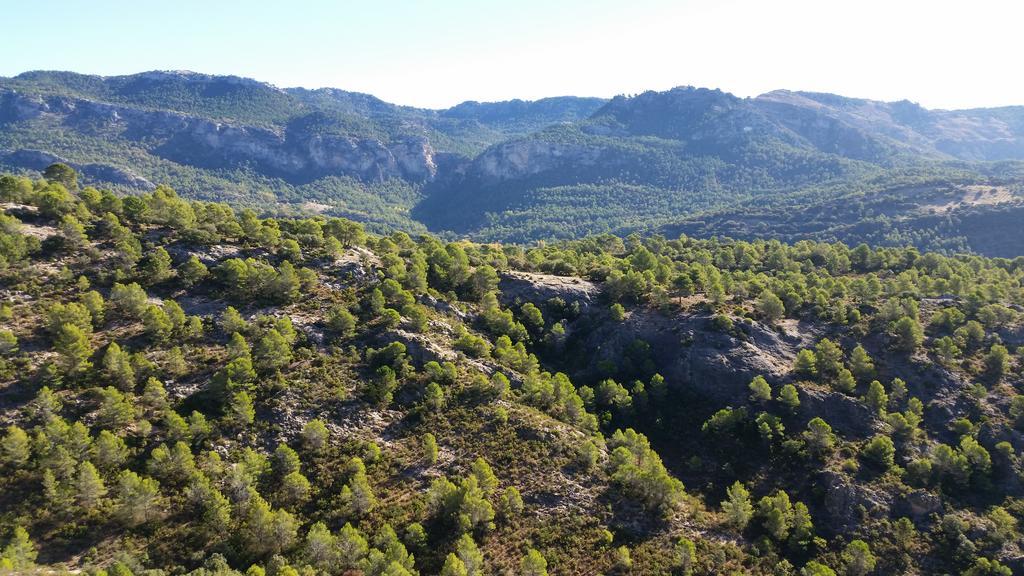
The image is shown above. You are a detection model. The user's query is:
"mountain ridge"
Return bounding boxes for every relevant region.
[3,70,1024,252]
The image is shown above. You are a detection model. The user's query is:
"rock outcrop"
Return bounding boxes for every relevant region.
[469,137,601,183]
[820,470,894,531]
[498,271,598,309]
[0,88,438,184]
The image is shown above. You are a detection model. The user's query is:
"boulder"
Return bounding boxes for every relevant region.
[820,470,892,531]
[893,489,943,522]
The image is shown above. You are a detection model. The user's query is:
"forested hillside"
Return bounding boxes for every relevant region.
[415,88,1024,245]
[0,70,605,233]
[1,165,1024,575]
[4,72,1024,254]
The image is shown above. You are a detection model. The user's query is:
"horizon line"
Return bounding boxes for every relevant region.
[4,68,1023,114]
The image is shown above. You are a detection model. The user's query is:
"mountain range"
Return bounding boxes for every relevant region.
[3,70,1024,253]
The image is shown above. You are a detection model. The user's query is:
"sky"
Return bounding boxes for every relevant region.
[1,0,1021,110]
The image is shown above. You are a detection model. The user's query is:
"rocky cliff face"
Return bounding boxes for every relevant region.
[157,112,437,182]
[0,88,438,184]
[468,136,601,183]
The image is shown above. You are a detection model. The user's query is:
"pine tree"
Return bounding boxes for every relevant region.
[342,457,375,518]
[422,432,438,466]
[793,349,817,377]
[814,339,844,377]
[788,501,814,550]
[842,540,877,576]
[721,481,753,531]
[273,443,301,477]
[1,526,37,569]
[46,302,93,337]
[849,345,875,381]
[255,329,292,371]
[228,391,255,428]
[220,306,249,335]
[757,290,785,321]
[185,475,231,537]
[804,417,836,456]
[75,461,107,512]
[91,430,129,472]
[1,425,30,469]
[498,486,524,520]
[441,553,469,576]
[110,282,149,319]
[423,382,445,412]
[778,384,800,411]
[102,342,135,391]
[336,523,369,571]
[327,305,356,338]
[79,290,105,327]
[114,470,161,527]
[834,368,856,394]
[142,377,170,414]
[862,435,895,469]
[142,247,173,284]
[226,332,250,359]
[455,533,485,576]
[272,260,301,301]
[0,330,17,358]
[675,538,695,576]
[863,380,888,415]
[188,411,212,441]
[367,366,397,407]
[162,300,188,336]
[471,457,499,494]
[142,305,173,343]
[43,163,77,189]
[165,346,189,376]
[801,561,837,576]
[237,488,298,559]
[303,521,338,573]
[935,336,960,366]
[278,471,311,509]
[97,386,135,429]
[180,255,209,287]
[748,375,771,403]
[54,324,93,375]
[60,214,88,247]
[985,344,1010,379]
[757,490,794,541]
[891,316,924,353]
[520,549,548,576]
[27,386,62,423]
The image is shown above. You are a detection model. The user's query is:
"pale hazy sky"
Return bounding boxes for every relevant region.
[1,0,1021,110]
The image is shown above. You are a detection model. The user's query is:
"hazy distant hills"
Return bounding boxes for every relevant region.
[2,70,1024,252]
[754,89,1024,161]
